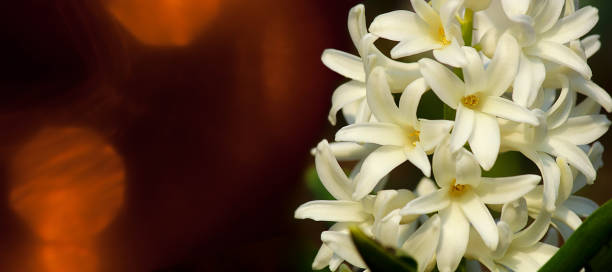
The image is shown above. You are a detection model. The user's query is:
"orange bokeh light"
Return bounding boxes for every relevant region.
[105,0,220,46]
[9,127,125,272]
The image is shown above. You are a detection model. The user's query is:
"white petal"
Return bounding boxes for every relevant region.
[512,53,545,107]
[462,46,486,93]
[312,244,333,270]
[433,137,457,188]
[373,54,422,91]
[321,231,366,268]
[329,81,366,125]
[450,106,475,152]
[433,39,467,67]
[497,250,542,272]
[550,115,610,146]
[501,0,530,17]
[321,49,365,81]
[525,41,591,79]
[570,75,612,112]
[399,78,428,127]
[419,58,464,108]
[521,242,559,266]
[556,157,574,205]
[513,211,552,248]
[400,189,451,215]
[501,198,529,232]
[401,215,441,272]
[353,98,372,124]
[353,146,408,199]
[315,140,353,200]
[553,205,582,230]
[523,151,560,212]
[369,10,430,41]
[468,112,500,170]
[412,0,442,27]
[416,177,439,197]
[437,204,469,272]
[546,137,596,183]
[327,142,376,161]
[419,119,454,152]
[491,222,513,259]
[407,143,432,177]
[366,67,409,125]
[455,149,482,187]
[545,83,576,130]
[582,34,601,59]
[458,190,498,250]
[476,175,540,204]
[479,96,539,125]
[295,200,367,222]
[571,97,601,117]
[533,0,565,33]
[392,38,441,58]
[552,218,574,241]
[374,212,402,247]
[565,196,598,217]
[484,34,520,97]
[336,123,406,146]
[540,6,598,45]
[348,4,367,55]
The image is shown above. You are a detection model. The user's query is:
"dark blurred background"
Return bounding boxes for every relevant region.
[0,0,609,271]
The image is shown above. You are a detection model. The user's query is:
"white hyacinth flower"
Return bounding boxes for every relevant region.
[476,0,599,107]
[542,36,612,112]
[295,140,418,270]
[465,198,558,271]
[323,4,420,126]
[420,34,538,170]
[369,0,467,67]
[500,105,610,211]
[523,143,603,240]
[400,138,540,272]
[336,68,453,200]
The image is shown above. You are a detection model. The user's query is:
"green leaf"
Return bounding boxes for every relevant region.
[349,226,418,272]
[539,199,612,272]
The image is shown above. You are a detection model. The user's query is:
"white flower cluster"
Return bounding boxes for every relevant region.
[295,0,610,271]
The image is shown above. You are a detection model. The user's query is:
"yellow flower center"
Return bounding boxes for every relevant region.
[449,179,469,197]
[461,94,480,109]
[438,27,451,46]
[406,129,420,147]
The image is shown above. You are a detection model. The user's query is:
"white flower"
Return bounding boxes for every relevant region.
[523,143,603,240]
[476,0,598,107]
[400,138,540,272]
[419,34,538,170]
[500,104,610,211]
[542,36,612,112]
[400,214,441,272]
[369,0,467,67]
[465,198,558,272]
[336,68,453,199]
[323,4,421,125]
[295,140,418,270]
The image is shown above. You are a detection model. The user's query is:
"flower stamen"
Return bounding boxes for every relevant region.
[438,27,451,46]
[461,94,480,109]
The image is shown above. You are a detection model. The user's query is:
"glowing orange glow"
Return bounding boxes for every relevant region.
[106,0,220,46]
[9,127,125,272]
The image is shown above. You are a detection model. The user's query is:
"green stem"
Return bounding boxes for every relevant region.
[539,199,612,272]
[460,8,474,46]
